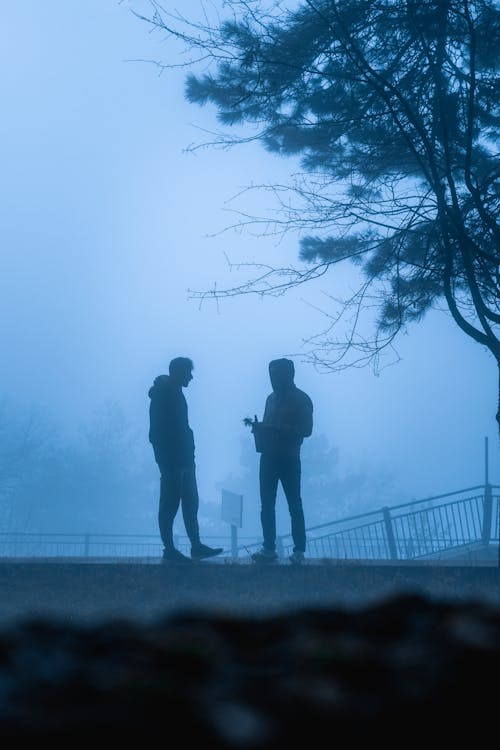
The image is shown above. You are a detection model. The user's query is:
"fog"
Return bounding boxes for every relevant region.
[0,1,497,541]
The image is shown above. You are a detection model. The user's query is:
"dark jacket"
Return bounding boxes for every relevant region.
[255,385,313,457]
[148,375,195,467]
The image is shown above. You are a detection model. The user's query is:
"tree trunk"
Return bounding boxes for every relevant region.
[497,360,500,437]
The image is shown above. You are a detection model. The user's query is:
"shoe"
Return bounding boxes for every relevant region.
[251,548,278,563]
[162,548,192,563]
[289,551,305,565]
[191,543,223,560]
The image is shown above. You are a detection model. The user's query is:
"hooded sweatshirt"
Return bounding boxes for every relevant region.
[148,374,195,467]
[259,384,313,456]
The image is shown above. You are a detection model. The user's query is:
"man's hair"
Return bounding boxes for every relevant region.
[269,358,295,377]
[169,357,194,375]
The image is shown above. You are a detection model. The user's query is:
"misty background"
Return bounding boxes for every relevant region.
[0,0,497,542]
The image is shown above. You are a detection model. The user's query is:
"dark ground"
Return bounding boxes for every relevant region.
[1,558,500,624]
[1,560,500,740]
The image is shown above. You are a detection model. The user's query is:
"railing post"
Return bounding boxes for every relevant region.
[482,483,493,545]
[276,536,284,558]
[231,524,238,559]
[84,534,90,557]
[382,506,398,560]
[482,435,494,549]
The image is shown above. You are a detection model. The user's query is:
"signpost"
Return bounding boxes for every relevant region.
[221,489,243,558]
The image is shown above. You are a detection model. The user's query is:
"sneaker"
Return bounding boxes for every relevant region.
[191,543,224,560]
[251,548,278,563]
[162,548,192,564]
[289,551,305,565]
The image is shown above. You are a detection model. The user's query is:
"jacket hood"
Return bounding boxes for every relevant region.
[148,374,171,399]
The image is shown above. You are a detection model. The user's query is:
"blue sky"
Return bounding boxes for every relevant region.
[0,1,497,534]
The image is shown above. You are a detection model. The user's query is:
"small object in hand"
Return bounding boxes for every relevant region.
[243,415,263,453]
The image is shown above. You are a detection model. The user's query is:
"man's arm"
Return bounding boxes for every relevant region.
[300,393,313,438]
[149,393,181,463]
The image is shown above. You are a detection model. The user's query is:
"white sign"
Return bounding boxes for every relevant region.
[221,489,243,528]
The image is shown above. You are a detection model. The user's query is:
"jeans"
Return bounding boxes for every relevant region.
[157,462,200,551]
[259,453,306,554]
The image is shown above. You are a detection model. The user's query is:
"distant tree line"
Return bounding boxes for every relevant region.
[217,432,401,537]
[0,401,156,535]
[0,398,396,538]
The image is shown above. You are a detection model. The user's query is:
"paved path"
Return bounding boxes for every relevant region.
[1,559,499,626]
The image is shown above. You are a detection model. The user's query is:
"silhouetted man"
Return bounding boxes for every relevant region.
[148,356,223,563]
[251,358,313,565]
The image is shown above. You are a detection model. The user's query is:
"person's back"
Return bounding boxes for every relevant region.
[148,373,195,468]
[261,383,313,456]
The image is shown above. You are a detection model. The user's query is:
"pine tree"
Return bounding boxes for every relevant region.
[137,0,500,430]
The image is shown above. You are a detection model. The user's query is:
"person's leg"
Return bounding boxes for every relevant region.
[280,457,306,554]
[259,453,280,552]
[158,465,182,551]
[180,463,201,548]
[181,466,223,559]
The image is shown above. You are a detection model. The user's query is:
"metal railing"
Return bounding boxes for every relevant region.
[0,532,236,560]
[274,484,500,561]
[1,484,498,563]
[0,532,164,560]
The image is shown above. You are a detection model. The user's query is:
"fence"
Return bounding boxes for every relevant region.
[1,484,498,563]
[275,484,500,562]
[0,532,235,560]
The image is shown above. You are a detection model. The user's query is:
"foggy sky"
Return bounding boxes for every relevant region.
[0,0,497,536]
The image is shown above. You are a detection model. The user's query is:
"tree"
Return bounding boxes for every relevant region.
[8,401,157,535]
[135,0,500,429]
[0,401,53,532]
[216,431,400,537]
[43,401,157,534]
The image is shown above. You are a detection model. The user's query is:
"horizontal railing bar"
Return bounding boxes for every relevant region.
[289,486,488,537]
[388,486,486,510]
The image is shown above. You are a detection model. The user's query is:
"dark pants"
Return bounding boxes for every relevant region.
[157,462,200,551]
[259,453,306,554]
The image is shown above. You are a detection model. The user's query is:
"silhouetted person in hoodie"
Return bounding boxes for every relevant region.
[251,358,313,565]
[148,357,223,563]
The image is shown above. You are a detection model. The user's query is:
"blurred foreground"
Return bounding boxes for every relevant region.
[1,561,500,740]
